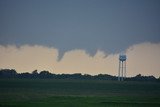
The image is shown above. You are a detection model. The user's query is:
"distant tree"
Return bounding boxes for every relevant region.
[71,73,82,79]
[19,72,31,78]
[39,70,53,78]
[94,74,116,80]
[0,69,17,78]
[39,70,50,75]
[83,74,92,79]
[32,70,38,75]
[128,74,157,82]
[31,70,38,78]
[136,74,142,77]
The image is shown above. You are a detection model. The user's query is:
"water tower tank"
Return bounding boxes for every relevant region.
[119,54,127,61]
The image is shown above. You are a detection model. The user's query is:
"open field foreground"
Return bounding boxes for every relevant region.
[0,79,160,107]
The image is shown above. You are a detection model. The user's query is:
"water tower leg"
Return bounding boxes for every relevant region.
[118,60,120,81]
[121,61,123,81]
[124,61,126,79]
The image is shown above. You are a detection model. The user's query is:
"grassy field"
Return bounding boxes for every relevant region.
[0,79,160,107]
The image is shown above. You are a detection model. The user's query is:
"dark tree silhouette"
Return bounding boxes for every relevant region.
[32,70,38,75]
[19,72,31,78]
[32,70,38,78]
[39,70,53,78]
[0,69,17,78]
[0,69,159,82]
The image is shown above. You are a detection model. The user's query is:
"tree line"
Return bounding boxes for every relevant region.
[0,69,159,82]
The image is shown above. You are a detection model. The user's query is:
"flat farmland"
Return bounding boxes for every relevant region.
[0,79,160,107]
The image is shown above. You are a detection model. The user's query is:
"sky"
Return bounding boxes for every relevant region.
[0,0,160,77]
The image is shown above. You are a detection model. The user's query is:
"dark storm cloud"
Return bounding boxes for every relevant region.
[0,0,160,59]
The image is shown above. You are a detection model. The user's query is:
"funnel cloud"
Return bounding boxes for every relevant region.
[0,42,160,77]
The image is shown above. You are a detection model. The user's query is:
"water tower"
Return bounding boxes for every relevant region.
[118,54,127,81]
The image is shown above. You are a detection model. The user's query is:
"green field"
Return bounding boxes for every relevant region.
[0,79,160,107]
